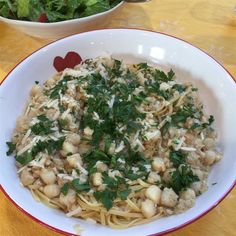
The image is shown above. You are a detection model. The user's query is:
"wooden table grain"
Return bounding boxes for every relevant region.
[0,0,235,235]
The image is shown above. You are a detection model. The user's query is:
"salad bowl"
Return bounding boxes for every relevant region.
[0,1,124,39]
[0,29,235,236]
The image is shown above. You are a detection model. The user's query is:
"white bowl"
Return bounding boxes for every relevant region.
[0,2,123,39]
[0,29,235,236]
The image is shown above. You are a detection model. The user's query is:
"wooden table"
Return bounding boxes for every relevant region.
[0,0,235,235]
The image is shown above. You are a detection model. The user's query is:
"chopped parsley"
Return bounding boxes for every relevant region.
[103,59,123,78]
[117,189,132,200]
[32,137,65,156]
[58,118,68,131]
[49,76,72,99]
[71,179,90,192]
[60,183,70,196]
[143,68,176,100]
[161,103,203,135]
[172,84,186,93]
[170,165,199,193]
[16,151,33,165]
[84,150,111,169]
[171,105,197,124]
[94,190,115,210]
[60,179,90,195]
[94,172,131,210]
[169,150,186,167]
[15,137,65,166]
[80,68,145,147]
[136,62,150,71]
[31,115,54,135]
[6,142,16,156]
[58,104,66,113]
[191,115,215,129]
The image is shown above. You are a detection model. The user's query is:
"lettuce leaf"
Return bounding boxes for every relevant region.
[0,0,122,22]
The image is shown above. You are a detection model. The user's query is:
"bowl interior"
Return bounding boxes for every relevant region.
[0,29,235,236]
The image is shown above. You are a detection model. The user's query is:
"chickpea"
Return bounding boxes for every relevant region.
[62,141,78,155]
[203,150,216,165]
[92,172,103,186]
[147,172,161,184]
[180,188,196,201]
[59,189,76,208]
[67,133,81,146]
[84,127,94,137]
[53,158,64,169]
[20,169,35,186]
[141,199,156,218]
[78,142,90,155]
[152,157,166,173]
[67,153,83,168]
[43,184,60,198]
[191,181,208,195]
[160,188,178,208]
[40,169,56,185]
[162,169,175,183]
[95,161,108,172]
[192,168,207,181]
[30,84,42,97]
[145,185,162,204]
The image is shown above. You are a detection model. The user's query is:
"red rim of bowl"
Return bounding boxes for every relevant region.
[0,28,235,236]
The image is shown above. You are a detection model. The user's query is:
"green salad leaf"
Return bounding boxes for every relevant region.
[0,0,122,22]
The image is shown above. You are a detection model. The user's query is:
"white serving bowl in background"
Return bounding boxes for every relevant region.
[0,2,123,39]
[0,29,235,236]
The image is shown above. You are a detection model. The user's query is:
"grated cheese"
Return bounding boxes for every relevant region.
[144,130,161,141]
[180,147,197,152]
[58,174,74,181]
[66,206,82,217]
[21,129,32,145]
[108,95,115,109]
[115,141,125,153]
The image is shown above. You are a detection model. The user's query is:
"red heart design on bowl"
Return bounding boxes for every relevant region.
[53,51,82,72]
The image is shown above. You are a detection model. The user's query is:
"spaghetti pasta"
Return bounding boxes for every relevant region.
[6,56,222,229]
